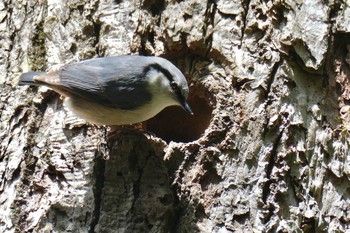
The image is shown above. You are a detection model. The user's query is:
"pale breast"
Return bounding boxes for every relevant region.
[64,94,178,125]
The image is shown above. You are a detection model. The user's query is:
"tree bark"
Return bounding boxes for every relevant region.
[1,0,350,232]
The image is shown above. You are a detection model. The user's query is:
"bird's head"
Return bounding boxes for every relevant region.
[144,57,193,115]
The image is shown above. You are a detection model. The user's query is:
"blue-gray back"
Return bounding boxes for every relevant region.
[59,56,152,110]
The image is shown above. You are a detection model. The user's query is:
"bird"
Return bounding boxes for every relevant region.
[18,55,193,125]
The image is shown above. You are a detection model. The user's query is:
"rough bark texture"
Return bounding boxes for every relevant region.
[1,0,350,232]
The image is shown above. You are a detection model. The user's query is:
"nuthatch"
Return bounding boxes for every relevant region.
[19,56,193,125]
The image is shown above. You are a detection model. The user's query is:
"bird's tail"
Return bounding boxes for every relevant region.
[18,71,45,86]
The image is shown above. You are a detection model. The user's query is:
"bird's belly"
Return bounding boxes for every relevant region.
[64,96,167,125]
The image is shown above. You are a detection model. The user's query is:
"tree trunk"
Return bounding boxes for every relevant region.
[1,0,350,232]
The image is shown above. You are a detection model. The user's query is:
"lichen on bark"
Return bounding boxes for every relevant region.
[1,0,350,232]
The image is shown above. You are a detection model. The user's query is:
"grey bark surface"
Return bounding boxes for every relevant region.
[1,0,350,232]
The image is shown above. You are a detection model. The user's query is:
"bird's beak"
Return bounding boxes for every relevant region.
[180,100,193,115]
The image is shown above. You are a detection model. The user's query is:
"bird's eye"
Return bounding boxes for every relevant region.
[170,81,178,91]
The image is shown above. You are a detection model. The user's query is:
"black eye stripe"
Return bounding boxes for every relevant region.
[145,63,175,83]
[170,81,178,90]
[144,63,185,101]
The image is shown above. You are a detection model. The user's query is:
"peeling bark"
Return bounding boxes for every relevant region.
[1,0,350,232]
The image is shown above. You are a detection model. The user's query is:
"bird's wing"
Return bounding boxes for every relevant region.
[58,56,152,110]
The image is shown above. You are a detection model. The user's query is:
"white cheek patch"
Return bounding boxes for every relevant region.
[147,69,169,88]
[147,69,170,94]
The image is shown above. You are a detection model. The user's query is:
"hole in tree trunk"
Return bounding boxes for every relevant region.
[144,82,212,143]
